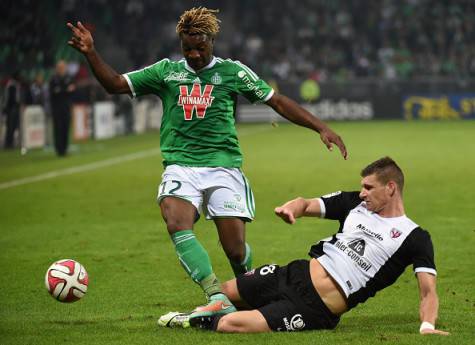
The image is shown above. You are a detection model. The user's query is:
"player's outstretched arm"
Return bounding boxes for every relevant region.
[266,93,347,159]
[274,197,322,224]
[416,272,449,336]
[67,21,130,95]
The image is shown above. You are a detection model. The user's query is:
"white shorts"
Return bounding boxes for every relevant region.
[157,165,255,221]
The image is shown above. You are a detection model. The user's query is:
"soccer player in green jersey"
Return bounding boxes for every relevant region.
[67,7,347,319]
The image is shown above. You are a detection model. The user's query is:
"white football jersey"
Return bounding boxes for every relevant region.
[309,191,436,309]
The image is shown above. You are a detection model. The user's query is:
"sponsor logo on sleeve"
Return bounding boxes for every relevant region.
[238,70,266,99]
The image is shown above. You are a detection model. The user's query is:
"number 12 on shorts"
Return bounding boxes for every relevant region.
[159,180,182,196]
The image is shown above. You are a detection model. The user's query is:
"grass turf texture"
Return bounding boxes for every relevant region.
[0,121,474,345]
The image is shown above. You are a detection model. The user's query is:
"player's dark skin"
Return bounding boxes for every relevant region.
[67,21,348,266]
[180,33,213,71]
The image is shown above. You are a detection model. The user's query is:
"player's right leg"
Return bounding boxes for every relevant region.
[157,165,236,318]
[160,196,223,297]
[190,310,271,333]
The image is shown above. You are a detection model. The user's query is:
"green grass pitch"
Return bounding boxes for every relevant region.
[0,121,474,345]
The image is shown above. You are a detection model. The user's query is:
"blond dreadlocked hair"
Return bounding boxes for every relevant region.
[176,7,221,37]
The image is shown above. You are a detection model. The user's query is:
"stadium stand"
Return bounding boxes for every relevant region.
[1,0,474,148]
[2,0,474,82]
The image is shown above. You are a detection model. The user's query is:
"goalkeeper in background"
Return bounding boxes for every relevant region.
[67,7,347,319]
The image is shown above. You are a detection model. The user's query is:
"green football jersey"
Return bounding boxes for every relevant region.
[123,57,274,167]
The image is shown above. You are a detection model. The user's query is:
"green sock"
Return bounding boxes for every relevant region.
[171,230,221,297]
[230,242,253,276]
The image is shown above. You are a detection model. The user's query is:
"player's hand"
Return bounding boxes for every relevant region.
[319,127,347,160]
[420,328,450,336]
[67,21,94,54]
[274,206,296,225]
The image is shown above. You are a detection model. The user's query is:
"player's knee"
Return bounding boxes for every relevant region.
[164,218,189,234]
[216,315,240,333]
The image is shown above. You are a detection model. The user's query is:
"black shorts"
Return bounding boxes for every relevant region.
[236,259,340,332]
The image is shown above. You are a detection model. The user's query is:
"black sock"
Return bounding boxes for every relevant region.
[190,314,224,331]
[211,315,224,331]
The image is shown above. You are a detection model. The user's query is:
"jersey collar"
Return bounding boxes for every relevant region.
[184,56,217,73]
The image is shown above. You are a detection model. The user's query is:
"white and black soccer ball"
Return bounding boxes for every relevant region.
[45,259,89,303]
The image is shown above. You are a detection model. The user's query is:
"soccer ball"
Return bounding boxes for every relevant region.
[45,259,89,303]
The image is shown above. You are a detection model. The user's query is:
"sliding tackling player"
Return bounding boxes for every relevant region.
[160,157,448,336]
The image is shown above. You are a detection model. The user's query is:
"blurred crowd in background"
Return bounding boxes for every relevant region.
[1,0,474,147]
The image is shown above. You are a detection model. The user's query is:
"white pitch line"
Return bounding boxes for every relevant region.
[0,125,275,191]
[0,148,161,191]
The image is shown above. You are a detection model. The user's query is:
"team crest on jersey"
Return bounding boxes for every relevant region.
[165,71,190,82]
[178,83,215,120]
[390,228,402,239]
[211,72,222,85]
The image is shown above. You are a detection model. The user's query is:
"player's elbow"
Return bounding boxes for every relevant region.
[103,83,122,95]
[103,76,129,95]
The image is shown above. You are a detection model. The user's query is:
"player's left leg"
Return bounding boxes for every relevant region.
[204,168,255,276]
[214,217,252,275]
[190,310,271,333]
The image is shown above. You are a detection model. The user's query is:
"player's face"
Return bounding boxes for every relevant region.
[180,33,213,71]
[359,174,391,213]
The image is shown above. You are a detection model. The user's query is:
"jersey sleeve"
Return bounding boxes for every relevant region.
[410,228,437,276]
[122,59,169,98]
[318,191,362,222]
[233,61,274,103]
